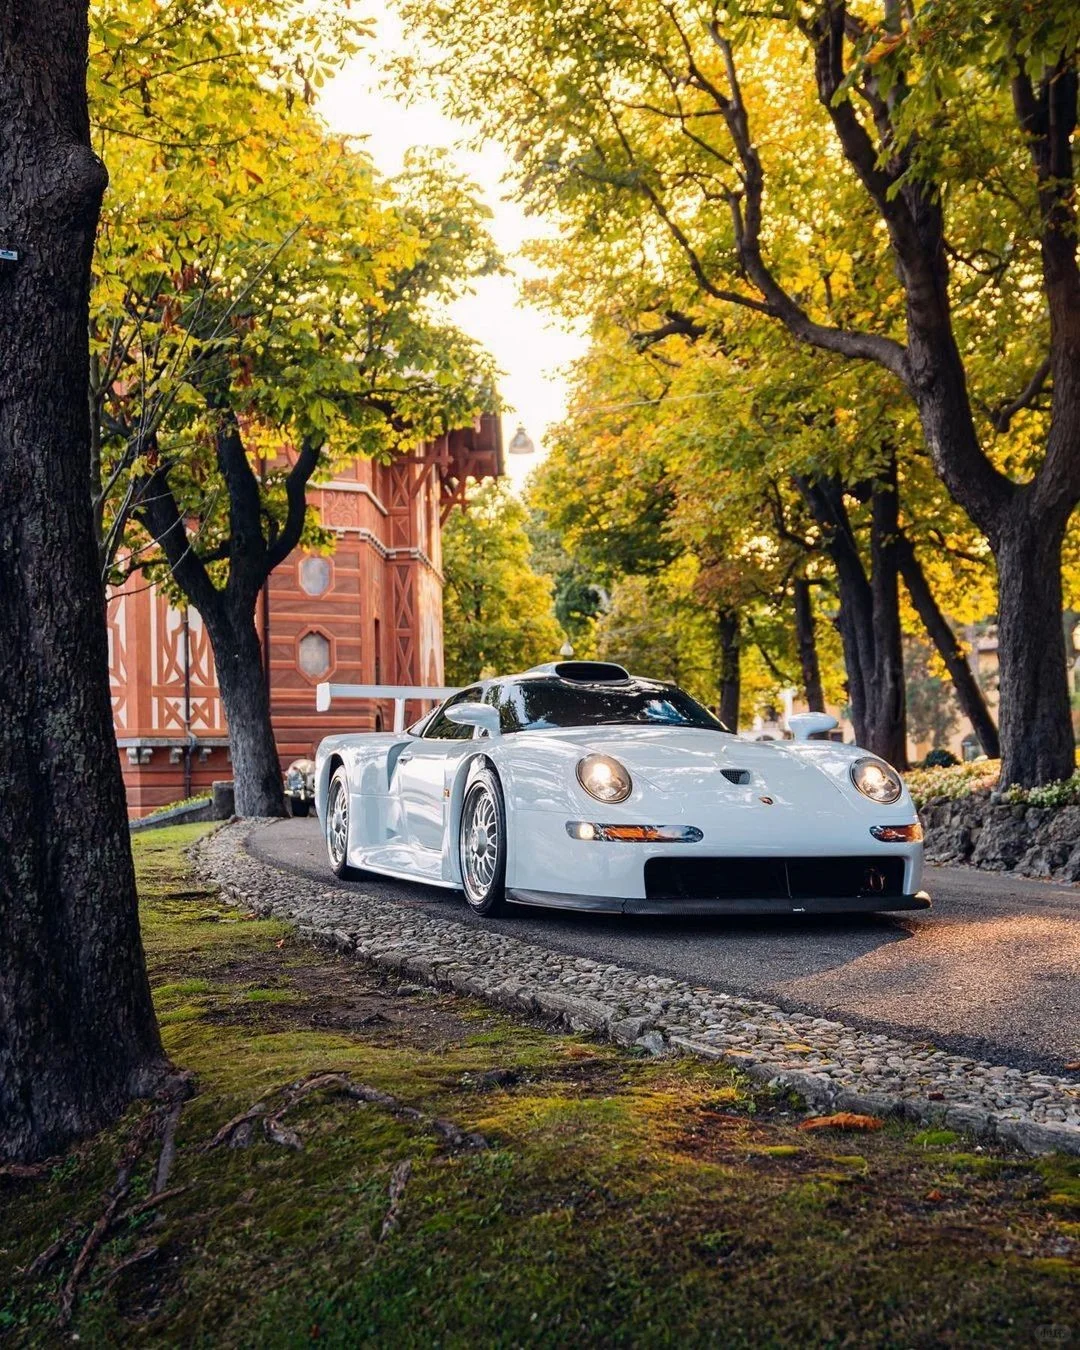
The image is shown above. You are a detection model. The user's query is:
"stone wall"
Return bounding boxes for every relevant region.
[920,794,1080,881]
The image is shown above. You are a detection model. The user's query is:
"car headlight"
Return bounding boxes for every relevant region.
[576,754,632,804]
[851,757,903,804]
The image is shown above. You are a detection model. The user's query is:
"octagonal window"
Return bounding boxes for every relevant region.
[298,630,331,679]
[299,556,332,597]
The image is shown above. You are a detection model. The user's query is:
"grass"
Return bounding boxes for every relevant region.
[0,823,1077,1347]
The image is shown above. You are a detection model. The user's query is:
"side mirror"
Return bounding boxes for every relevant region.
[787,712,838,742]
[444,702,501,738]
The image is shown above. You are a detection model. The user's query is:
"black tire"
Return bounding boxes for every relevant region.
[324,767,354,879]
[458,766,508,916]
[288,798,311,818]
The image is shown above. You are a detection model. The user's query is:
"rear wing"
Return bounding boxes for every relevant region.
[315,682,461,733]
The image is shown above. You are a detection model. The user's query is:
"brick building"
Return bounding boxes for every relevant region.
[109,416,502,816]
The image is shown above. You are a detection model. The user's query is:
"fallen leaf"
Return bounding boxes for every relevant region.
[784,1043,814,1053]
[561,1044,597,1060]
[925,1188,945,1202]
[276,938,286,949]
[1064,1061,1080,1071]
[798,1113,885,1133]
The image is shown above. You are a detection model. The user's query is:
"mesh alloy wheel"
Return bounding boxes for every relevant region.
[459,767,508,915]
[325,767,352,879]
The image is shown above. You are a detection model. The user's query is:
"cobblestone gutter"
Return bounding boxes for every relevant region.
[192,822,1080,1157]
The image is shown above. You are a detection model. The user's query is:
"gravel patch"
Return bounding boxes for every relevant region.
[192,821,1080,1156]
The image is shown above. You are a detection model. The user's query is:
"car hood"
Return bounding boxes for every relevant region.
[508,725,909,822]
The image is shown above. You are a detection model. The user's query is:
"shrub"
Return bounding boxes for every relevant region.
[1003,774,1080,809]
[905,760,999,806]
[922,748,959,769]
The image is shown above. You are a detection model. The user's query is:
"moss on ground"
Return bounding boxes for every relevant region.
[0,824,1077,1347]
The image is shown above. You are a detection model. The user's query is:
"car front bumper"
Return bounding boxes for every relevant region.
[506,888,933,916]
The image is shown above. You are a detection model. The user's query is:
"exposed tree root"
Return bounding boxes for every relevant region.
[206,1070,490,1155]
[101,1242,160,1290]
[378,1159,413,1242]
[36,1071,196,1328]
[0,1159,58,1182]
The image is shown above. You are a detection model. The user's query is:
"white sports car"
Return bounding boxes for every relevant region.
[313,661,928,917]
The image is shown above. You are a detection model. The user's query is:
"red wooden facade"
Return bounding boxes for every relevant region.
[109,416,502,816]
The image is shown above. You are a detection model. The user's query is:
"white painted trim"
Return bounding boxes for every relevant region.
[312,479,389,516]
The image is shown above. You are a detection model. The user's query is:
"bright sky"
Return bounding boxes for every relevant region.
[318,6,588,490]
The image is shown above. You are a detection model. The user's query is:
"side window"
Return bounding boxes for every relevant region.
[483,682,521,734]
[423,686,482,741]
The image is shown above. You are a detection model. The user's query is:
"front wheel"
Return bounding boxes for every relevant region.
[325,767,353,879]
[459,767,508,916]
[288,797,312,818]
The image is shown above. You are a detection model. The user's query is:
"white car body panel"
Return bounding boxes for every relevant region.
[313,668,927,916]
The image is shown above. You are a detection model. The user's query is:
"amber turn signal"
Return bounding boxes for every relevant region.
[869,823,924,842]
[566,822,703,843]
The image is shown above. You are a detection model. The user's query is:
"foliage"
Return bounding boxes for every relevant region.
[441,481,564,682]
[396,0,1080,784]
[593,568,717,706]
[526,323,851,723]
[1003,774,1080,809]
[905,760,1001,804]
[88,0,499,586]
[922,748,960,769]
[905,639,961,751]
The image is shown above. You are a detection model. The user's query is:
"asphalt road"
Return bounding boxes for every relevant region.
[251,818,1080,1075]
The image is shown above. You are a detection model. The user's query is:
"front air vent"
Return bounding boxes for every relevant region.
[720,768,751,785]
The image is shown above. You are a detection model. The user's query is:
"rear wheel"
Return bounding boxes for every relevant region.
[459,767,508,916]
[325,767,353,879]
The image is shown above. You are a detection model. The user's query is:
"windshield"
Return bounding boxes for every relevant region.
[485,678,729,734]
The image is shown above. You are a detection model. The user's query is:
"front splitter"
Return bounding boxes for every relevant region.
[505,889,933,917]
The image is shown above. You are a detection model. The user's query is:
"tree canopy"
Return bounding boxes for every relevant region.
[442,482,565,683]
[401,0,1080,781]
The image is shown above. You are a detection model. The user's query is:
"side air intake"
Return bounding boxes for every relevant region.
[720,768,751,785]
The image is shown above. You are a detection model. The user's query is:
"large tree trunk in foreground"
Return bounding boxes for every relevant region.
[717,609,741,731]
[895,535,1000,760]
[793,577,825,713]
[994,507,1075,786]
[203,601,287,817]
[0,3,165,1161]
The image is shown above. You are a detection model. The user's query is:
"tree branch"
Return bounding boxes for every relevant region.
[990,356,1052,433]
[135,468,221,619]
[266,436,324,571]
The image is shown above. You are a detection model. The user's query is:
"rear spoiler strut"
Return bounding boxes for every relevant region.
[315,682,461,733]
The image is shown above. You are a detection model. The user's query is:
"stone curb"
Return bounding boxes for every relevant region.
[190,821,1080,1158]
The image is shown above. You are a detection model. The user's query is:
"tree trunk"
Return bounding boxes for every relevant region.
[792,577,825,712]
[895,535,1000,759]
[866,473,908,769]
[717,609,741,731]
[795,474,906,764]
[0,3,166,1160]
[994,507,1075,786]
[204,601,288,817]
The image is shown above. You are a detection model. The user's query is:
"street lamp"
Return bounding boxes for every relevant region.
[508,424,535,455]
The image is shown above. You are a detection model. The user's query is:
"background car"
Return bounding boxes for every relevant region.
[283,758,315,817]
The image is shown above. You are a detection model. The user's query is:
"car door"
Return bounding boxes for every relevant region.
[394,686,482,863]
